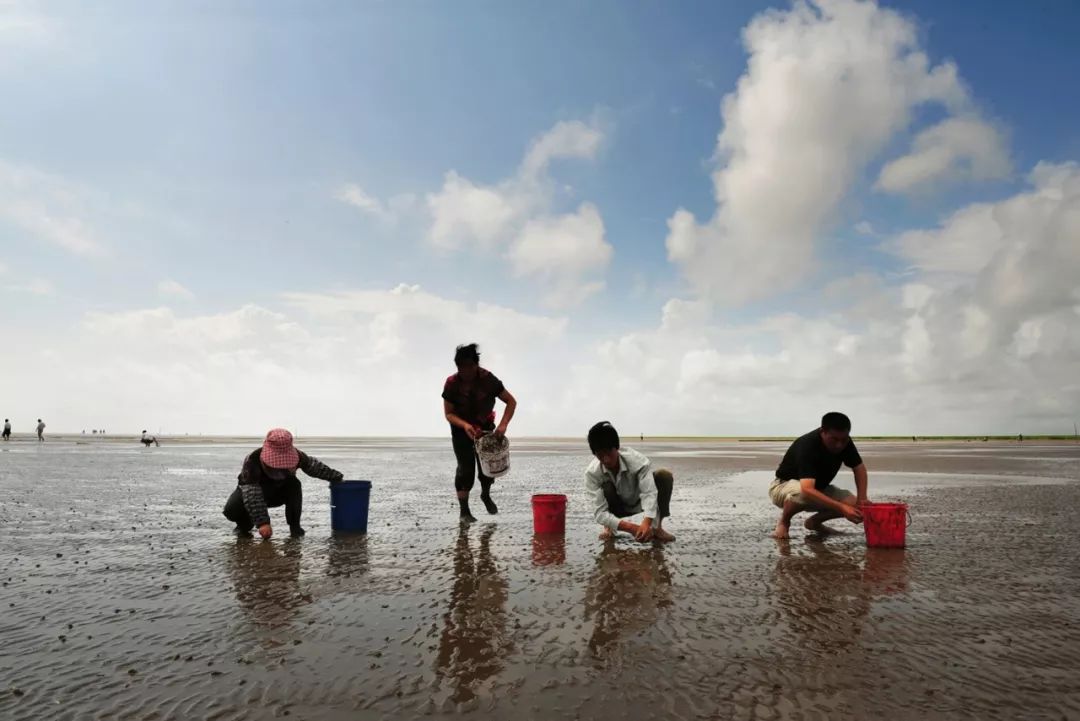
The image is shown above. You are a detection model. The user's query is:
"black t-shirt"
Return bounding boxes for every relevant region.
[441,368,505,428]
[775,430,863,490]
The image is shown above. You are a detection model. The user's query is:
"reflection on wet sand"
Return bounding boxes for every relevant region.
[227,538,307,640]
[771,539,910,654]
[326,533,370,579]
[436,524,510,706]
[584,540,673,657]
[532,532,567,567]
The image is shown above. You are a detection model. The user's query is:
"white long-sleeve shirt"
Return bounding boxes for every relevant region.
[584,447,658,531]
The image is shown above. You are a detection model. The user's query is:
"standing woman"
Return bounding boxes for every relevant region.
[442,343,517,523]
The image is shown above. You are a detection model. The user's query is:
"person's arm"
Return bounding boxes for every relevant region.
[587,469,624,532]
[799,478,861,521]
[299,451,344,483]
[238,459,272,531]
[634,458,657,541]
[495,389,517,436]
[443,400,481,439]
[852,463,869,503]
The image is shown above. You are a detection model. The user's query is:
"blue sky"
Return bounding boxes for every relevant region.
[1,0,1078,435]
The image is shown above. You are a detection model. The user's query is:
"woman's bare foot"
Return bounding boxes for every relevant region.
[771,521,790,539]
[598,527,613,540]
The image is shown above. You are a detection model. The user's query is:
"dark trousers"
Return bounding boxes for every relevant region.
[451,428,494,494]
[222,479,302,530]
[602,469,673,521]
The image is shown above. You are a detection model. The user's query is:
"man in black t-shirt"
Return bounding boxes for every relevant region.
[768,412,870,539]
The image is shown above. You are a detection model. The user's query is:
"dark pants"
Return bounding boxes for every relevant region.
[602,469,673,521]
[222,479,302,530]
[451,428,494,494]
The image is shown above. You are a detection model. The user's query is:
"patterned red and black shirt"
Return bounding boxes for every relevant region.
[441,368,505,428]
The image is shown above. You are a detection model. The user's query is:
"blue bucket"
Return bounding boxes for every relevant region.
[330,481,371,533]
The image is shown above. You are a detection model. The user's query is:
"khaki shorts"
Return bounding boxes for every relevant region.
[769,478,854,510]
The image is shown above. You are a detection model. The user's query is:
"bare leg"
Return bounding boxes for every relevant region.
[772,500,802,539]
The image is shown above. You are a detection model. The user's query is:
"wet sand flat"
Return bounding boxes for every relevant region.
[2,439,1079,720]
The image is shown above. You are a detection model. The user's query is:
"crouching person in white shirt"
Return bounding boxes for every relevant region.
[585,421,675,543]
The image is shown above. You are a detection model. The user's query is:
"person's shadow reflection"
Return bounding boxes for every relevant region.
[227,538,307,643]
[771,539,910,655]
[584,540,673,658]
[436,524,510,706]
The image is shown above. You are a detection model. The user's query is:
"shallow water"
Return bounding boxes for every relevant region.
[2,439,1079,720]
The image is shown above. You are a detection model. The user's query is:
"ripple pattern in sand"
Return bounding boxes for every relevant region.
[1,440,1079,720]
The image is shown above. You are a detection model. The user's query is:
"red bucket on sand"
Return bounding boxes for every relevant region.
[532,494,567,534]
[862,502,911,548]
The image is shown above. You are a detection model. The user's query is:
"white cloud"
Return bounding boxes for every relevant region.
[336,183,383,215]
[7,285,571,435]
[508,203,612,308]
[424,118,612,305]
[157,279,194,300]
[336,183,417,226]
[2,277,53,295]
[0,2,53,44]
[665,0,994,306]
[427,171,521,250]
[877,116,1011,193]
[0,160,104,256]
[854,221,875,236]
[520,119,604,177]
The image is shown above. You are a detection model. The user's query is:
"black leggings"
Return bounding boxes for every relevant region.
[222,479,303,530]
[451,428,494,494]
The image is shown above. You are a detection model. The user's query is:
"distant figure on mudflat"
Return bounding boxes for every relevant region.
[2,419,10,441]
[769,412,869,539]
[442,343,517,524]
[222,428,344,539]
[585,421,675,543]
[141,430,159,447]
[36,419,45,442]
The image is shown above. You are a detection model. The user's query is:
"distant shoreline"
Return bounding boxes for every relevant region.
[6,433,1078,444]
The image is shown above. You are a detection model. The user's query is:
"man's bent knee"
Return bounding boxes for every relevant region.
[653,468,674,488]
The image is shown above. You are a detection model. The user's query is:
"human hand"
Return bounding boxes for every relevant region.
[857,496,871,506]
[842,505,863,524]
[330,472,344,484]
[258,524,273,539]
[495,423,508,438]
[466,424,483,441]
[635,517,654,542]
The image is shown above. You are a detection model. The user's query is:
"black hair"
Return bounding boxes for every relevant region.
[454,343,480,366]
[588,421,620,454]
[821,412,852,433]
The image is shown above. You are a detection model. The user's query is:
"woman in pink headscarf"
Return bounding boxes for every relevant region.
[223,428,344,538]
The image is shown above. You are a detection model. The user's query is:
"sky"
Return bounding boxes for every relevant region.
[1,0,1078,437]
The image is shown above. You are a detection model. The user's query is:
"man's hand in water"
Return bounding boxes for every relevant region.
[842,505,863,524]
[635,517,654,542]
[258,524,273,539]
